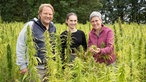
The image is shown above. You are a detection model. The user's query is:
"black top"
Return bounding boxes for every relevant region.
[60,30,87,54]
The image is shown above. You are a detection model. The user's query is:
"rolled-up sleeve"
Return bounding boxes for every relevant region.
[100,30,114,55]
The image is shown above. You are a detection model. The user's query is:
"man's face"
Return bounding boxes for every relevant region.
[39,6,53,26]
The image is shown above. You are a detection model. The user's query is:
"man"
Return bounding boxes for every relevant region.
[16,3,56,80]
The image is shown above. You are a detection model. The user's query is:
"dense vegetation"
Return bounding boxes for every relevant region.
[0,0,146,24]
[0,20,146,82]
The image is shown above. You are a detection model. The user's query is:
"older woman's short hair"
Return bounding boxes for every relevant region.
[89,11,101,20]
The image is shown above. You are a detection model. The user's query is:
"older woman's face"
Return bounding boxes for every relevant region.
[90,16,102,30]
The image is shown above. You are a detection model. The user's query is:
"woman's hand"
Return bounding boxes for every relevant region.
[89,45,100,54]
[94,48,100,54]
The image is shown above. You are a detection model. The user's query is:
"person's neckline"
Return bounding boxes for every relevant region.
[67,28,77,33]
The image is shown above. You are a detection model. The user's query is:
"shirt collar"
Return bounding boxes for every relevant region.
[91,24,104,34]
[38,19,54,31]
[38,19,47,30]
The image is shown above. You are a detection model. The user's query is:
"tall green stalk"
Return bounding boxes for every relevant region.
[6,44,13,81]
[26,26,40,82]
[54,35,63,78]
[44,31,57,81]
[64,31,72,63]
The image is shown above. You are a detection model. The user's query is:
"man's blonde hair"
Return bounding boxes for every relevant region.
[38,3,54,18]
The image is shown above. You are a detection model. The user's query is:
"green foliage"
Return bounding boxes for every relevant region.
[0,22,146,82]
[53,0,102,24]
[1,0,146,23]
[6,44,13,81]
[0,0,102,24]
[23,25,41,82]
[100,0,146,24]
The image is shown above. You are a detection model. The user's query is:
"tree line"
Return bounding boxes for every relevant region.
[0,0,146,24]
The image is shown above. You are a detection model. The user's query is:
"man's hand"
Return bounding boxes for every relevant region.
[20,68,28,74]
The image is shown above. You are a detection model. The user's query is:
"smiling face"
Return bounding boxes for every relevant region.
[39,6,53,27]
[90,16,102,30]
[66,15,78,29]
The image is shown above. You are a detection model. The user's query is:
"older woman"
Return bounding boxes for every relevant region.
[88,11,116,65]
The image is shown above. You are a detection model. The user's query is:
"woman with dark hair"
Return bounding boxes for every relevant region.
[60,12,87,62]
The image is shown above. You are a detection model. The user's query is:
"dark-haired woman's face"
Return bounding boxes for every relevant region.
[66,15,77,29]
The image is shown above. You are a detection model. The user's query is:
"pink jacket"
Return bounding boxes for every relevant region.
[88,25,116,65]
